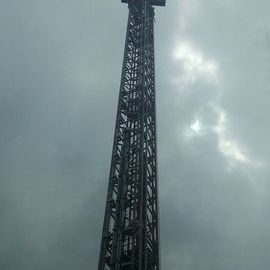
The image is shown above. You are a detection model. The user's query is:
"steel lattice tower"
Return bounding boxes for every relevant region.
[98,0,165,269]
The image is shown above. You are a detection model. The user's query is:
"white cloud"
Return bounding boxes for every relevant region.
[172,39,263,170]
[213,108,264,169]
[180,106,265,169]
[173,41,219,85]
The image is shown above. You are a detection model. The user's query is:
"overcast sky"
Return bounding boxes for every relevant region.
[1,0,270,269]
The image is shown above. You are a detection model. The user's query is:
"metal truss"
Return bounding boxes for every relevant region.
[98,1,163,269]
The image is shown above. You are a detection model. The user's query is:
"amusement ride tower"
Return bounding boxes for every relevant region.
[98,0,165,269]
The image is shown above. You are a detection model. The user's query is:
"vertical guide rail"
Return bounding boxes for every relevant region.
[98,1,160,269]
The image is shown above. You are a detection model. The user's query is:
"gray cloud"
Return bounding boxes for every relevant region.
[1,0,270,269]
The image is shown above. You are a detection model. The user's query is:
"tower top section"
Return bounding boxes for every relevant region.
[121,0,166,7]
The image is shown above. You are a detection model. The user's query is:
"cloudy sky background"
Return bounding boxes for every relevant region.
[1,0,270,269]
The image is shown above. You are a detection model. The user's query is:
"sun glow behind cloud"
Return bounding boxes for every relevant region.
[182,110,264,169]
[184,119,205,140]
[173,39,265,170]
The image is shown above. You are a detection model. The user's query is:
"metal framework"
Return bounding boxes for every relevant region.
[98,0,165,269]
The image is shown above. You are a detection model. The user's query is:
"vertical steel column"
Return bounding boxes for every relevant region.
[98,0,160,269]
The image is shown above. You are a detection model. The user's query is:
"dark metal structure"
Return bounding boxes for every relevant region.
[98,0,165,269]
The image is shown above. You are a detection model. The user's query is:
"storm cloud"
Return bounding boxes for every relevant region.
[1,0,270,269]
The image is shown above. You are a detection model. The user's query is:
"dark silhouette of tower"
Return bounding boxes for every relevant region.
[98,0,165,269]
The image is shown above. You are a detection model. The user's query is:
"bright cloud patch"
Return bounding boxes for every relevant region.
[173,41,219,84]
[214,109,263,168]
[172,41,263,169]
[184,119,205,140]
[191,119,202,133]
[181,109,264,169]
